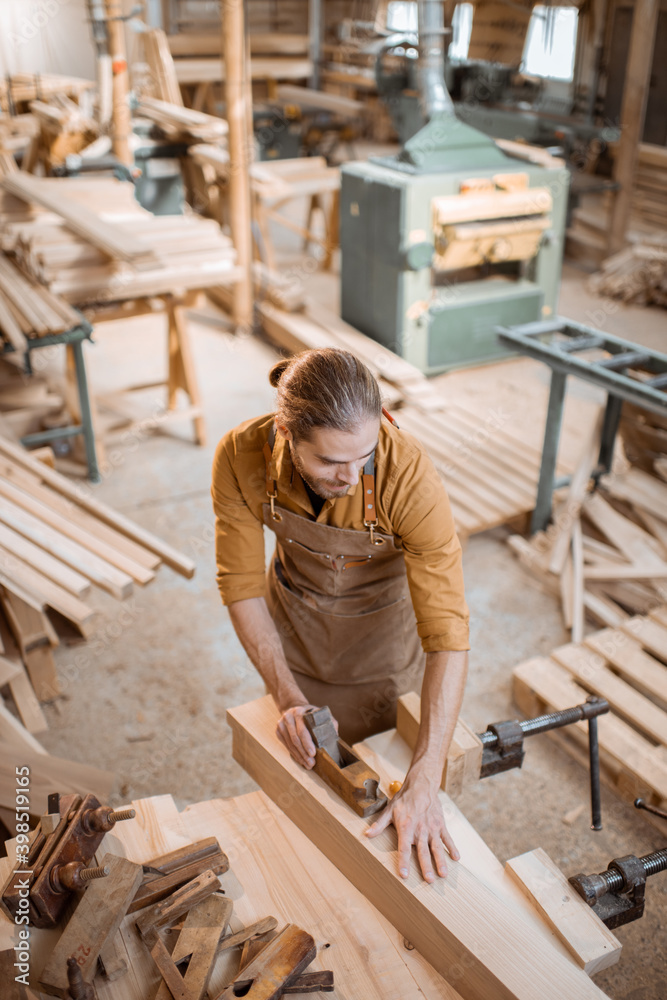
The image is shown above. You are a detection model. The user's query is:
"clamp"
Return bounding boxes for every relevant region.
[478,696,609,829]
[569,846,667,928]
[2,792,135,927]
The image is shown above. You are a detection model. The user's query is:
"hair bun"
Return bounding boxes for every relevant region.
[269,359,291,387]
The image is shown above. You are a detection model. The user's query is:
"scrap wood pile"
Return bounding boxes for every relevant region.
[507,413,667,641]
[512,604,667,829]
[0,434,195,814]
[589,241,667,307]
[0,795,331,998]
[0,174,237,305]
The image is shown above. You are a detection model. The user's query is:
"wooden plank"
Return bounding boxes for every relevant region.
[583,492,667,569]
[0,493,134,599]
[1,175,158,268]
[227,695,609,1000]
[512,657,667,806]
[505,848,621,974]
[396,692,482,796]
[0,520,90,597]
[548,413,602,575]
[621,615,667,661]
[603,469,667,524]
[0,476,153,586]
[0,547,96,633]
[552,642,667,745]
[0,437,195,578]
[0,457,160,571]
[584,628,667,705]
[153,895,232,1000]
[40,854,143,997]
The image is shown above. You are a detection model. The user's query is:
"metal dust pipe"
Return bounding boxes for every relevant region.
[417,0,456,119]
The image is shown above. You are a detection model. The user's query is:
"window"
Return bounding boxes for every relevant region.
[448,3,473,60]
[522,6,578,80]
[386,1,418,33]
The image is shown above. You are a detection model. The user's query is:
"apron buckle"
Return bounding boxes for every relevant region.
[268,491,282,522]
[364,520,385,546]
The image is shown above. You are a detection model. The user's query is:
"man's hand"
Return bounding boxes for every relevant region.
[365,776,459,883]
[276,705,338,769]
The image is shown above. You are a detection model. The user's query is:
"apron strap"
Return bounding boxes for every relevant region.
[263,424,282,522]
[362,451,385,547]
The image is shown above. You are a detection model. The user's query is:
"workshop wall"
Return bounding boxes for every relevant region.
[0,0,96,79]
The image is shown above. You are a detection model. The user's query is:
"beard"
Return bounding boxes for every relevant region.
[289,443,351,500]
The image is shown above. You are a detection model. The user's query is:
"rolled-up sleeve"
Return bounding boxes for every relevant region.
[389,444,470,653]
[211,434,266,605]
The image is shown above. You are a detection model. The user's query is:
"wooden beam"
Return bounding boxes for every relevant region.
[227,696,609,1000]
[608,0,660,252]
[222,1,253,328]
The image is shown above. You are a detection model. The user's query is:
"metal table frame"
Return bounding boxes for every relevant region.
[2,319,100,483]
[496,317,667,534]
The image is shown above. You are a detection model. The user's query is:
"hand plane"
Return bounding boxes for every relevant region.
[303,706,388,818]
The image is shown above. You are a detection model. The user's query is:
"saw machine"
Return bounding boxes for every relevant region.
[340,0,569,373]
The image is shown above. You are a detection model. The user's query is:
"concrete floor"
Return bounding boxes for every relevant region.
[32,185,667,998]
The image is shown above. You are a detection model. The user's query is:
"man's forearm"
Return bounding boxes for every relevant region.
[227,597,308,712]
[406,649,468,787]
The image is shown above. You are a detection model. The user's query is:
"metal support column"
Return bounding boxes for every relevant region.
[597,394,623,475]
[531,370,567,534]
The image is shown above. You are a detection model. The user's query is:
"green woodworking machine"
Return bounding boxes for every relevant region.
[339,1,569,374]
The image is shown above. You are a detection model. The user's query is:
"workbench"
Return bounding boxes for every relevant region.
[0,791,463,999]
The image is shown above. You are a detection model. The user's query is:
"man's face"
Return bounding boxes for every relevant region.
[278,419,380,500]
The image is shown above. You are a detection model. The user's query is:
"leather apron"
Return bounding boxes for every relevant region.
[262,425,425,744]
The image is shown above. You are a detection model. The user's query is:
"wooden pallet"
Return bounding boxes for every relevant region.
[512,606,667,832]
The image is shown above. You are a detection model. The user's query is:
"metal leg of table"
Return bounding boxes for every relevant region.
[71,338,101,484]
[530,369,567,535]
[597,393,623,475]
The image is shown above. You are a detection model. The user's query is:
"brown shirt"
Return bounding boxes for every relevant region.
[212,413,470,653]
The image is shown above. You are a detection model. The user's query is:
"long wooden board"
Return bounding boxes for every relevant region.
[227,695,609,1000]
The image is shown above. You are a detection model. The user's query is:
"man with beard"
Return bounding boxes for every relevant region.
[212,348,469,882]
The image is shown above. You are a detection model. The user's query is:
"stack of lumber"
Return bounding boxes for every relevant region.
[0,114,38,157]
[248,295,573,539]
[507,418,667,641]
[0,253,82,354]
[0,435,195,812]
[136,96,228,143]
[0,74,93,113]
[589,241,667,307]
[631,143,667,230]
[513,605,667,832]
[0,175,238,305]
